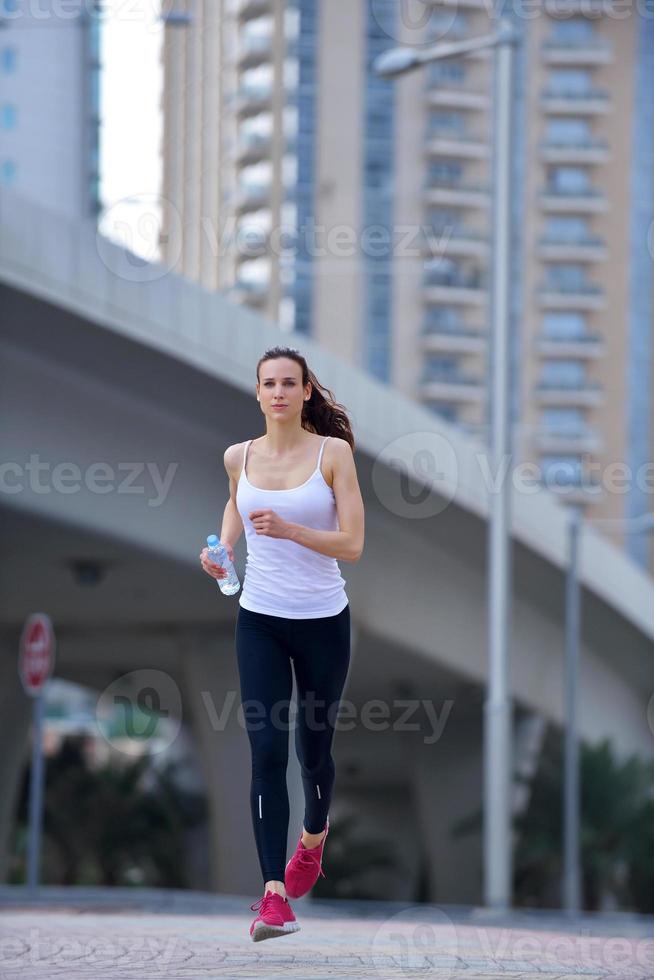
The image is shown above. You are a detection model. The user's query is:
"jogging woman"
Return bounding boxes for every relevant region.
[199,345,365,942]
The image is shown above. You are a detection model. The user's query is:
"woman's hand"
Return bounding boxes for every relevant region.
[248,508,292,539]
[199,542,235,581]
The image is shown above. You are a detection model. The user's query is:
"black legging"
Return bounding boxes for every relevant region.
[234,602,351,884]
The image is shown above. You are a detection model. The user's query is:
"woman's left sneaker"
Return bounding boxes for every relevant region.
[249,890,301,942]
[284,818,329,899]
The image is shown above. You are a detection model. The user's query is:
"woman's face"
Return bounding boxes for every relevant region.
[257,358,310,420]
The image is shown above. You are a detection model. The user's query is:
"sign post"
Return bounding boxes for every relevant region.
[19,613,56,895]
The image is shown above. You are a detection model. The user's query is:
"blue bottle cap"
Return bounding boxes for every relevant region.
[207,534,219,547]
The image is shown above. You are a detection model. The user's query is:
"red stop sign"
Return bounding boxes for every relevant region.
[19,613,55,696]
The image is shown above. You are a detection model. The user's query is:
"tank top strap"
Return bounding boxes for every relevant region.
[242,439,252,477]
[317,435,329,470]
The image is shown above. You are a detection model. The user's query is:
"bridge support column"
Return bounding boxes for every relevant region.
[0,637,32,884]
[411,710,485,905]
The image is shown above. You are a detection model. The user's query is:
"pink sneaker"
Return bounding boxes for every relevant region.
[249,890,301,942]
[284,818,329,899]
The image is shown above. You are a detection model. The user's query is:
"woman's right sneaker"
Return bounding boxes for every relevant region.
[249,890,301,942]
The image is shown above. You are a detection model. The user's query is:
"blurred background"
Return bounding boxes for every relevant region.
[1,0,653,914]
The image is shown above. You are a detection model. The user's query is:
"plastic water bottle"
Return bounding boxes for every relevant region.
[206,534,240,596]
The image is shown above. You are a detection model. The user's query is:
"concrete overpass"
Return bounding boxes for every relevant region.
[1,189,653,903]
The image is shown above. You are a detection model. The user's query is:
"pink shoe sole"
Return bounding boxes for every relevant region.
[250,919,301,942]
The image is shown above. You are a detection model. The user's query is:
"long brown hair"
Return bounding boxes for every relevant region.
[255,345,355,451]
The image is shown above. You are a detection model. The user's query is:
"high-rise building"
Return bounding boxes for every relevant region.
[160,0,654,568]
[0,0,102,217]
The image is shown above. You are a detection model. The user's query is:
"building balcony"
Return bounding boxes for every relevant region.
[419,376,485,403]
[541,38,613,66]
[425,229,489,259]
[534,381,603,406]
[423,278,488,306]
[539,187,608,214]
[420,325,486,354]
[425,89,490,111]
[235,229,269,261]
[236,132,272,167]
[537,234,607,262]
[534,429,601,453]
[424,184,491,209]
[537,283,605,311]
[234,182,271,214]
[425,134,489,160]
[236,85,273,119]
[535,333,605,359]
[540,88,610,115]
[540,138,610,165]
[237,0,272,21]
[238,34,273,71]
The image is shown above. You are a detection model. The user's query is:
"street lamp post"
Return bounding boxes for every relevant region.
[563,509,654,914]
[375,18,520,911]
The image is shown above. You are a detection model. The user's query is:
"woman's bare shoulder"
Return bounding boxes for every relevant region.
[223,441,249,477]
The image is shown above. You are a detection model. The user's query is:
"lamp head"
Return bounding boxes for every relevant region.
[373,47,421,79]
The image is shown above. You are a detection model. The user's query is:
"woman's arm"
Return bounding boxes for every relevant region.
[286,439,364,562]
[220,445,245,548]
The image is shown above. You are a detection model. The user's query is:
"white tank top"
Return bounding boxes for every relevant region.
[235,435,348,618]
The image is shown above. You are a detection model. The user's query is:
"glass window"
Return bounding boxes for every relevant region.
[427,161,463,186]
[427,12,468,39]
[543,216,589,241]
[546,117,590,145]
[428,111,466,134]
[550,17,596,42]
[424,355,459,379]
[540,360,586,386]
[546,264,586,288]
[540,456,583,485]
[242,16,273,39]
[427,60,466,86]
[549,166,589,193]
[540,408,584,431]
[542,312,586,338]
[1,47,17,73]
[429,209,463,232]
[424,308,461,331]
[547,69,591,95]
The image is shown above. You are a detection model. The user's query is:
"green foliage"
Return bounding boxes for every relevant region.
[311,812,402,900]
[450,727,654,912]
[9,736,207,888]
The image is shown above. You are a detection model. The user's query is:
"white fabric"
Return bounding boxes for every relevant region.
[235,436,349,618]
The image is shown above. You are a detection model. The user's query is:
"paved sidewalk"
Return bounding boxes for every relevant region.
[0,887,652,979]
